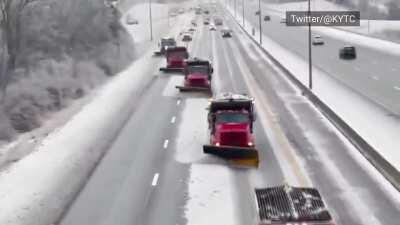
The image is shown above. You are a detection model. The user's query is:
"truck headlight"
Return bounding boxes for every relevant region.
[216,142,220,146]
[248,142,253,146]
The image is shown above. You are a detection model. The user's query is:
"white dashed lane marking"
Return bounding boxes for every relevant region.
[152,173,159,186]
[171,116,176,124]
[163,139,169,149]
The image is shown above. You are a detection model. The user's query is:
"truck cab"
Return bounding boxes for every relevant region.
[203,93,259,167]
[211,110,254,147]
[160,46,189,72]
[184,59,212,87]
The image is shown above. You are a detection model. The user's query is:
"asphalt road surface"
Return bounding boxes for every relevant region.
[59,4,400,225]
[235,0,400,115]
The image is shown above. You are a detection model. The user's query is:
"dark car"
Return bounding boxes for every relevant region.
[221,29,232,38]
[264,15,270,21]
[339,46,356,59]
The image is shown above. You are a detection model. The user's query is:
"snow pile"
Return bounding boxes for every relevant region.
[185,164,239,225]
[174,99,212,164]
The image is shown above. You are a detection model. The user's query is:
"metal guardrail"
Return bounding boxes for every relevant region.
[224,6,400,192]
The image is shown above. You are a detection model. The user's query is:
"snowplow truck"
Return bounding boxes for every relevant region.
[159,46,189,73]
[154,37,177,56]
[203,93,259,167]
[255,185,335,225]
[176,58,213,93]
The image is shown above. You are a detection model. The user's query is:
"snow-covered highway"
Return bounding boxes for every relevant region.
[0,1,400,225]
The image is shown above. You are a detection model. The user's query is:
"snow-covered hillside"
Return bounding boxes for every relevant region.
[0,0,135,143]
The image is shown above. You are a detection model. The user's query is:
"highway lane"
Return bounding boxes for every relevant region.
[59,6,400,225]
[219,6,400,224]
[231,0,400,114]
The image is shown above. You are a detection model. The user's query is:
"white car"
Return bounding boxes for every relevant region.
[312,35,324,45]
[209,25,217,31]
[126,15,139,25]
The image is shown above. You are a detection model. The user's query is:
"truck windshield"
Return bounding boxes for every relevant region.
[187,65,208,74]
[168,51,187,58]
[216,113,249,124]
[162,40,175,47]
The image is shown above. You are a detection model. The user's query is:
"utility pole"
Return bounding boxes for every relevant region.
[308,0,312,89]
[149,0,153,41]
[258,0,262,45]
[234,0,237,18]
[242,0,245,27]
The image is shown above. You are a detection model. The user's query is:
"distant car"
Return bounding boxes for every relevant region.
[255,10,260,15]
[280,18,286,23]
[221,29,232,38]
[312,35,324,45]
[214,18,223,26]
[264,15,271,21]
[126,15,139,25]
[191,20,197,26]
[339,46,356,59]
[188,27,196,32]
[204,20,210,25]
[209,25,217,31]
[204,10,210,14]
[182,33,193,42]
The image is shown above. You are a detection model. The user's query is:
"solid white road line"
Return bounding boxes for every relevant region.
[163,139,169,149]
[171,116,176,124]
[152,173,159,186]
[177,100,181,105]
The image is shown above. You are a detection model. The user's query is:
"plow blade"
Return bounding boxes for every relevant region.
[159,67,184,73]
[175,85,211,93]
[203,145,259,167]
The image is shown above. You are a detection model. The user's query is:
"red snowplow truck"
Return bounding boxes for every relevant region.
[203,93,259,167]
[175,58,213,93]
[255,185,335,225]
[159,46,189,73]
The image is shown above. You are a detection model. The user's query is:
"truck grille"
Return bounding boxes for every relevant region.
[189,78,206,86]
[220,131,247,146]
